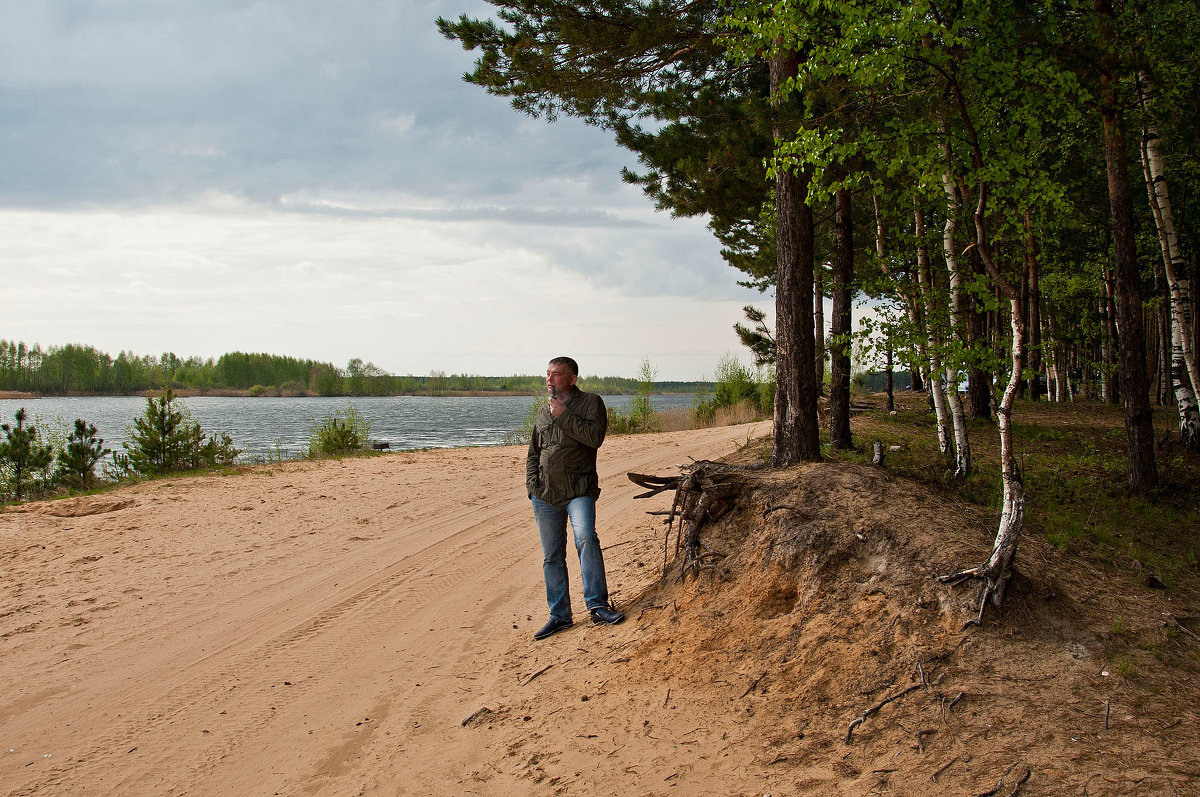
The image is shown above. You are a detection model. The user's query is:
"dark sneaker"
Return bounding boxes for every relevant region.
[589,606,625,626]
[533,617,573,640]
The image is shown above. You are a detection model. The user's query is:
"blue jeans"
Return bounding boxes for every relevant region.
[531,495,610,621]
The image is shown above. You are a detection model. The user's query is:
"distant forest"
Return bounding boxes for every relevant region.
[0,340,709,397]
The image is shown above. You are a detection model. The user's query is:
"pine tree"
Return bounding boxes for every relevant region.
[56,418,111,489]
[124,388,193,476]
[0,408,54,501]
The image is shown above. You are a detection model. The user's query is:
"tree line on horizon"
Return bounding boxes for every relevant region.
[0,340,711,397]
[440,0,1198,621]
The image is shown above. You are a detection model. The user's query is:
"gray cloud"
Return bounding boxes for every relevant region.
[0,0,763,377]
[0,0,632,208]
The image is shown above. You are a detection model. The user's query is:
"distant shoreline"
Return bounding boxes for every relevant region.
[0,388,702,400]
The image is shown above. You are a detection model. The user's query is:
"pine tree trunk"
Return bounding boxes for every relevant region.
[830,187,854,449]
[1097,0,1157,492]
[1138,72,1200,446]
[770,50,821,468]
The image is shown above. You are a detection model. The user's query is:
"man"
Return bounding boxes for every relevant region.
[526,356,625,640]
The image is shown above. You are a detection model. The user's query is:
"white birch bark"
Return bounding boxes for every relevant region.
[940,161,971,477]
[940,180,1026,625]
[815,265,826,394]
[914,205,952,458]
[1139,72,1200,447]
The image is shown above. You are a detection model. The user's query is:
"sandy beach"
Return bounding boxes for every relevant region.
[2,422,765,796]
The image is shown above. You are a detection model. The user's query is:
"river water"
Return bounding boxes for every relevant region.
[0,394,699,462]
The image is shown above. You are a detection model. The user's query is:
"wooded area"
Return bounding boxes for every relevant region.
[0,341,704,397]
[441,0,1198,614]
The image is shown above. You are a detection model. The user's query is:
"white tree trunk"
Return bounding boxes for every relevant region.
[1139,72,1200,447]
[914,206,952,458]
[940,183,1026,626]
[981,291,1026,609]
[940,162,971,477]
[815,265,826,394]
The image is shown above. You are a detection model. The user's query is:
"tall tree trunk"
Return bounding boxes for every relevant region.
[914,205,953,459]
[1102,266,1120,403]
[967,248,993,418]
[830,188,854,449]
[1138,72,1199,446]
[1097,0,1157,492]
[770,50,821,467]
[934,68,1028,620]
[815,265,826,396]
[1024,211,1044,402]
[872,189,896,415]
[885,346,895,412]
[940,177,1027,622]
[940,157,971,476]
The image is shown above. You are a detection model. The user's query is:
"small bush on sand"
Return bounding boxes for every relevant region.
[309,405,372,457]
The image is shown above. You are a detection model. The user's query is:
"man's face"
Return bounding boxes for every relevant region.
[546,363,577,397]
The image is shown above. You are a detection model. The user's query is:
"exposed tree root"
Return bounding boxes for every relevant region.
[844,684,923,744]
[628,460,763,581]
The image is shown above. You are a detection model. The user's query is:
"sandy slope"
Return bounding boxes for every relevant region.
[1,422,765,796]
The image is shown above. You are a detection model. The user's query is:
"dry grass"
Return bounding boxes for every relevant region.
[653,399,767,432]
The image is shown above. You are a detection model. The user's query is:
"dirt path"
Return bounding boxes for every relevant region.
[1,422,765,796]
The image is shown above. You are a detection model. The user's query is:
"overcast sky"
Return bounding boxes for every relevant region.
[0,0,777,381]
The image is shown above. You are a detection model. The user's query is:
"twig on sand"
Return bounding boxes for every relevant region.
[845,683,923,744]
[931,756,959,782]
[740,671,767,699]
[975,763,1031,797]
[521,664,553,686]
[460,707,493,727]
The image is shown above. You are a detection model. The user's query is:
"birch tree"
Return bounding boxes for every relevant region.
[1138,71,1199,448]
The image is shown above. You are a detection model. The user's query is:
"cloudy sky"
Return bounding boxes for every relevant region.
[0,0,776,381]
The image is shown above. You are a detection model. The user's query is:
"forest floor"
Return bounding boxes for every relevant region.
[2,394,1197,795]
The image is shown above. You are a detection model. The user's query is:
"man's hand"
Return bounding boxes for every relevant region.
[548,396,566,418]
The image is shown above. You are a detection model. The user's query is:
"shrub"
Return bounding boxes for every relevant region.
[608,358,659,434]
[696,354,772,423]
[309,405,372,456]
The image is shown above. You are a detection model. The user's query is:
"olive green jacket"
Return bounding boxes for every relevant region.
[526,388,607,508]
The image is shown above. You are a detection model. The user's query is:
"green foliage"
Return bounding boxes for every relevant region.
[608,358,659,434]
[696,354,772,423]
[733,305,776,367]
[122,388,239,476]
[55,418,111,489]
[308,405,372,457]
[0,408,55,501]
